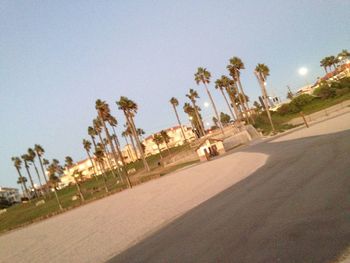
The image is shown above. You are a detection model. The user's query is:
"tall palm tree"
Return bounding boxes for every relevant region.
[186,89,205,136]
[320,57,329,73]
[215,77,236,121]
[94,146,109,192]
[17,176,27,197]
[170,97,188,143]
[96,100,130,187]
[116,96,150,172]
[338,49,350,62]
[160,130,171,154]
[47,162,63,210]
[43,158,49,170]
[82,139,98,179]
[194,67,224,135]
[122,130,136,162]
[152,134,164,159]
[221,75,242,126]
[93,118,118,179]
[87,126,98,148]
[255,63,275,132]
[21,154,38,198]
[227,57,250,112]
[183,102,202,138]
[11,157,29,197]
[34,144,49,186]
[71,169,85,202]
[124,125,139,159]
[27,148,44,194]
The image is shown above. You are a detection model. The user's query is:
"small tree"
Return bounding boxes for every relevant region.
[220,112,231,125]
[160,130,171,154]
[152,134,164,159]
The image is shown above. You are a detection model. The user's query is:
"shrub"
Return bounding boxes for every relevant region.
[290,94,314,108]
[336,87,350,97]
[313,84,336,99]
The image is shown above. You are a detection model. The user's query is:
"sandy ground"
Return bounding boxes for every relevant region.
[0,150,267,262]
[1,110,349,263]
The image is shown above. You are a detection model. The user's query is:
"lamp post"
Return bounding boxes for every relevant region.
[298,67,310,86]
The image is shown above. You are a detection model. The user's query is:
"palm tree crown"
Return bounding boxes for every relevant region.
[194,67,211,85]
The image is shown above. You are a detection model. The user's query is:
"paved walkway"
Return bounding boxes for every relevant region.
[0,145,267,263]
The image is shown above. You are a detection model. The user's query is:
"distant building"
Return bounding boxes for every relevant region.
[142,125,196,157]
[0,187,20,203]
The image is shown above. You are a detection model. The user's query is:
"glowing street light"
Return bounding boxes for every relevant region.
[298,67,308,76]
[204,102,210,108]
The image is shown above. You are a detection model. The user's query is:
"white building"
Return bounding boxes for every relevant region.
[0,187,20,203]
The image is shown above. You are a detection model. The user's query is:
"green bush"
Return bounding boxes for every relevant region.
[290,94,314,108]
[313,84,336,99]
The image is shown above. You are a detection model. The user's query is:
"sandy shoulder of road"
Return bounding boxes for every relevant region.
[0,151,268,263]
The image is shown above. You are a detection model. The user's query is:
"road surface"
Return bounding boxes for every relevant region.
[108,113,350,263]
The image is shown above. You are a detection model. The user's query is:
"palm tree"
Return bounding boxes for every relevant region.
[11,157,29,197]
[338,49,350,62]
[254,63,275,132]
[227,57,250,112]
[320,57,329,73]
[47,162,63,210]
[94,146,109,193]
[34,144,49,186]
[88,126,98,148]
[27,148,44,195]
[21,154,38,198]
[194,67,224,135]
[221,75,242,126]
[186,89,206,136]
[17,176,27,197]
[43,158,49,170]
[169,97,188,142]
[124,125,139,159]
[215,77,236,121]
[83,139,98,179]
[122,130,136,162]
[93,118,118,179]
[71,169,85,202]
[116,96,150,172]
[183,102,202,138]
[160,130,171,154]
[152,134,164,159]
[96,100,131,187]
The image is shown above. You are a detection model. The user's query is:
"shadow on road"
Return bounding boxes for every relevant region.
[108,130,350,263]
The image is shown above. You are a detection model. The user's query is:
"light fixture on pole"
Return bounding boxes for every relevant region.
[298,67,310,86]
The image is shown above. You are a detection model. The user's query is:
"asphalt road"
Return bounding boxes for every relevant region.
[108,127,350,263]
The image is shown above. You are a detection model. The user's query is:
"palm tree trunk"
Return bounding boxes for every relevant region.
[109,125,132,188]
[220,88,236,121]
[237,77,250,112]
[157,144,163,159]
[255,72,275,132]
[24,164,38,198]
[98,115,126,185]
[173,105,188,143]
[204,84,224,135]
[226,87,242,127]
[86,150,98,181]
[73,177,85,202]
[97,131,119,179]
[52,186,63,210]
[127,114,150,172]
[37,155,48,185]
[15,168,28,197]
[90,136,97,149]
[99,161,109,192]
[124,136,135,162]
[129,134,139,159]
[19,183,24,197]
[192,101,205,136]
[32,162,44,195]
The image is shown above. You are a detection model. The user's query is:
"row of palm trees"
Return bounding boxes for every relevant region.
[11,145,66,209]
[320,49,350,73]
[169,57,275,137]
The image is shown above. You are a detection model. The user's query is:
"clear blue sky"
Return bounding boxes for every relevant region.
[1,0,349,188]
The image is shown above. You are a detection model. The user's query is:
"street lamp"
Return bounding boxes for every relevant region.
[298,67,309,86]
